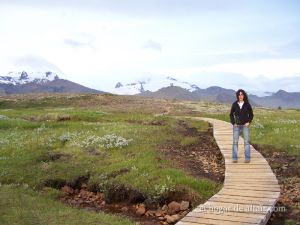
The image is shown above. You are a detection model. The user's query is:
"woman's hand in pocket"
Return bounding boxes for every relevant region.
[245,122,250,127]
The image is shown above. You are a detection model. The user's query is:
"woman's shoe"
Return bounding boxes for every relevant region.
[244,159,250,163]
[232,159,238,163]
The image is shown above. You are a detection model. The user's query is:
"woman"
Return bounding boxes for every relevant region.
[229,89,254,163]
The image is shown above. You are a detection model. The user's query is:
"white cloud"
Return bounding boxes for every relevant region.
[13,55,63,74]
[160,58,300,79]
[142,40,162,51]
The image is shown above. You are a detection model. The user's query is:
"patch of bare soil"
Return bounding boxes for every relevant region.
[253,144,300,225]
[60,184,191,225]
[159,120,225,183]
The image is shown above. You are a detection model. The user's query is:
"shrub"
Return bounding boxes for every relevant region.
[81,134,133,150]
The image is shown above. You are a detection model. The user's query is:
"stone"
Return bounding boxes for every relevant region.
[145,210,156,217]
[136,204,146,216]
[162,204,169,212]
[155,211,163,217]
[100,201,106,206]
[168,201,181,214]
[61,185,74,195]
[281,165,287,170]
[165,214,181,223]
[121,206,129,212]
[158,216,165,221]
[41,162,49,170]
[180,210,189,217]
[180,201,189,211]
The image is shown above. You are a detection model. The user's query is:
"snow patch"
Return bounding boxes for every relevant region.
[0,71,59,85]
[114,76,200,95]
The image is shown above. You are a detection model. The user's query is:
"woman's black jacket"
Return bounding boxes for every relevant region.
[229,101,254,125]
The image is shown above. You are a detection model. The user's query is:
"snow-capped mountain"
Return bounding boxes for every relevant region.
[0,71,104,95]
[114,76,200,95]
[0,71,59,85]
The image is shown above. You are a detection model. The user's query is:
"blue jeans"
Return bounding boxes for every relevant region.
[232,125,250,160]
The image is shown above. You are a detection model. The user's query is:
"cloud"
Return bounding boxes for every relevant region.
[64,33,96,49]
[64,39,93,49]
[13,55,64,74]
[274,38,300,57]
[2,0,237,17]
[162,58,300,79]
[142,40,162,52]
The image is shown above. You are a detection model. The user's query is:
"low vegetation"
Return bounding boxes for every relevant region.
[0,94,220,225]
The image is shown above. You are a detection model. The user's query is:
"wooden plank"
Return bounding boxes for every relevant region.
[189,210,266,219]
[224,180,278,184]
[176,222,208,225]
[225,165,271,168]
[225,169,273,173]
[218,190,280,199]
[181,216,260,225]
[225,169,273,172]
[223,185,280,192]
[225,175,277,179]
[225,162,268,165]
[224,181,279,186]
[186,212,264,224]
[209,196,276,206]
[211,194,279,202]
[202,202,272,214]
[223,183,280,188]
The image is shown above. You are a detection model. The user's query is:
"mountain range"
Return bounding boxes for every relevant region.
[0,71,103,95]
[115,76,300,109]
[1,72,299,109]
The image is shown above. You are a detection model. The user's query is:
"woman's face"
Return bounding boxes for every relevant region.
[238,91,244,101]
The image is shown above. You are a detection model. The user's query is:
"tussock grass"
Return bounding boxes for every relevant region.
[0,94,220,224]
[0,185,133,225]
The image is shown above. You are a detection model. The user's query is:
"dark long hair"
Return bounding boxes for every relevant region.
[236,89,249,103]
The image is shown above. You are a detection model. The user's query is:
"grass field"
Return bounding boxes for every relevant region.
[0,185,133,225]
[1,94,299,225]
[0,94,219,225]
[184,101,300,157]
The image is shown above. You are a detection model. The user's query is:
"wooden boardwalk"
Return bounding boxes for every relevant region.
[177,117,280,225]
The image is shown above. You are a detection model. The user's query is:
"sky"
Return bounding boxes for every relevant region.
[1,0,300,94]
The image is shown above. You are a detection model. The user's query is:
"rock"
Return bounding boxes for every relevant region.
[281,165,288,170]
[180,201,189,211]
[41,162,49,170]
[61,185,74,195]
[164,215,173,223]
[158,216,165,221]
[168,201,181,214]
[162,204,169,212]
[155,211,162,217]
[144,198,158,210]
[81,183,87,189]
[121,206,129,212]
[145,210,154,217]
[165,214,181,223]
[180,210,189,217]
[136,204,146,216]
[100,201,106,206]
